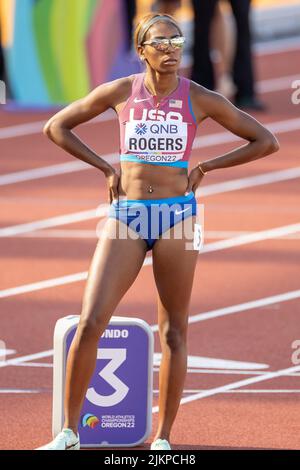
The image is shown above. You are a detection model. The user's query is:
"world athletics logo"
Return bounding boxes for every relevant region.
[81,413,100,429]
[135,123,147,135]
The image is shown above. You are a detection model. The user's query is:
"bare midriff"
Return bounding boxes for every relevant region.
[118,161,189,200]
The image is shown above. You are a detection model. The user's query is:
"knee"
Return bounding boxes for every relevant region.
[77,315,106,341]
[160,324,187,352]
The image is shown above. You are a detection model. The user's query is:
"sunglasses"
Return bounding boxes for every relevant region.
[142,36,185,52]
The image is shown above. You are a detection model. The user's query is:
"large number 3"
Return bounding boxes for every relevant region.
[86,348,129,407]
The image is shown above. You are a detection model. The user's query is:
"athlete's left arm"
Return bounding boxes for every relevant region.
[191,85,280,174]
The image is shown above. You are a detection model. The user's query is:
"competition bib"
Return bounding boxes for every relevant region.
[124,120,188,163]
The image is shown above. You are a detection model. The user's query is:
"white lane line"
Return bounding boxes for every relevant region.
[266,116,300,134]
[180,370,300,376]
[258,74,299,93]
[0,389,51,394]
[14,229,98,238]
[152,364,300,412]
[0,154,118,186]
[197,166,300,197]
[0,161,89,185]
[0,272,88,298]
[16,229,99,238]
[0,110,114,140]
[0,350,54,368]
[0,346,15,362]
[254,36,300,55]
[1,115,300,187]
[1,165,300,238]
[0,257,153,298]
[154,353,269,370]
[5,357,300,378]
[0,121,46,139]
[193,116,300,149]
[0,207,106,237]
[202,231,300,240]
[8,359,300,378]
[1,286,299,369]
[11,362,53,368]
[1,388,299,395]
[1,222,299,298]
[159,389,300,394]
[201,222,300,253]
[185,288,300,326]
[9,228,300,240]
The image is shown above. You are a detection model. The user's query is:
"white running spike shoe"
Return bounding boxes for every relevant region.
[36,428,80,450]
[150,438,171,450]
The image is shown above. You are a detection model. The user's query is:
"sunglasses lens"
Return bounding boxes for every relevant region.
[147,37,185,51]
[155,40,169,51]
[171,37,185,48]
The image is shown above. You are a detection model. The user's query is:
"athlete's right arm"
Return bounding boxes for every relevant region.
[44,76,132,175]
[43,77,132,202]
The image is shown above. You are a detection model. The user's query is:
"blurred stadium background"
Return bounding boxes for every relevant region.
[0,0,299,107]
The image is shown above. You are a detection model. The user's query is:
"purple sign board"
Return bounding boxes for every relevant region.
[52,316,154,448]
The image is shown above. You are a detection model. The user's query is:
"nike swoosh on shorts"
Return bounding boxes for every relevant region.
[174,208,191,215]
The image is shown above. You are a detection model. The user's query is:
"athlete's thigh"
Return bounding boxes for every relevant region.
[80,218,147,326]
[152,216,199,314]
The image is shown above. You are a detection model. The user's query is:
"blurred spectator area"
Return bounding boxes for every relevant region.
[135,0,300,69]
[136,0,300,42]
[1,0,299,107]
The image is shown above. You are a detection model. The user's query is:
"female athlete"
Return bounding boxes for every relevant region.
[37,13,279,450]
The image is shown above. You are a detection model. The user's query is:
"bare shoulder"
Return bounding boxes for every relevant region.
[189,79,279,148]
[92,74,135,110]
[107,75,135,105]
[189,80,237,123]
[45,75,135,129]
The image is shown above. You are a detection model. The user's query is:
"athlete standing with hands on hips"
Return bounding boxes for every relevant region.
[37,13,279,450]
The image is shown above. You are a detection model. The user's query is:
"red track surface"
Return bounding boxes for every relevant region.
[0,42,299,450]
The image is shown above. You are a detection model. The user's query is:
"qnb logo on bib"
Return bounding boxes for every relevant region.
[125,108,188,162]
[135,123,147,135]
